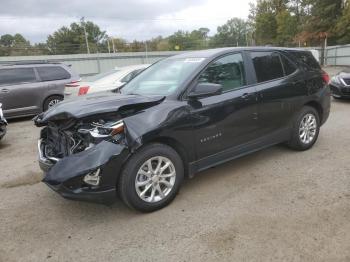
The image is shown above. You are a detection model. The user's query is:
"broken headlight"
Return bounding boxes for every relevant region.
[78,120,125,144]
[90,121,124,138]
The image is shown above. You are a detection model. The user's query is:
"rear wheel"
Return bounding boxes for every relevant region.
[287,106,320,151]
[118,143,184,212]
[43,95,63,111]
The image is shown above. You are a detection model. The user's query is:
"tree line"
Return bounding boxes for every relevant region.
[0,0,349,56]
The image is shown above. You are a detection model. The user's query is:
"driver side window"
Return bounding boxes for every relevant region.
[198,53,246,92]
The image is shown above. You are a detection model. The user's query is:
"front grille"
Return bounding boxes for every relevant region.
[342,78,350,85]
[341,87,350,95]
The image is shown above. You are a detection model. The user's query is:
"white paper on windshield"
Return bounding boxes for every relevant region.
[184,58,205,63]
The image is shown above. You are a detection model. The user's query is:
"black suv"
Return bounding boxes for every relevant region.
[35,47,331,212]
[0,61,79,119]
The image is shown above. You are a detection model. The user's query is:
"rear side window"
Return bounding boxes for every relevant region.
[198,53,246,92]
[36,66,71,81]
[280,54,297,75]
[290,51,320,70]
[250,52,284,83]
[0,68,36,85]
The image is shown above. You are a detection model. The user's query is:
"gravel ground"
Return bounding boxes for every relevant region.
[0,68,349,262]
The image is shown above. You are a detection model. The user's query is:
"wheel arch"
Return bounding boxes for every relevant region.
[43,94,64,111]
[304,101,323,122]
[142,136,190,178]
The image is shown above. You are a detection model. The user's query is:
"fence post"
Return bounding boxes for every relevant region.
[335,47,338,66]
[96,54,101,74]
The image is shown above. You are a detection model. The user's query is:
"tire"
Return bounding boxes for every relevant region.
[287,106,320,151]
[43,95,63,111]
[118,143,184,212]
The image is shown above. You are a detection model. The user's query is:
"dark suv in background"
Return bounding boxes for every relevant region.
[35,47,331,212]
[0,62,79,119]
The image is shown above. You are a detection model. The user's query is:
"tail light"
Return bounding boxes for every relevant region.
[78,86,90,96]
[322,70,330,84]
[65,79,81,88]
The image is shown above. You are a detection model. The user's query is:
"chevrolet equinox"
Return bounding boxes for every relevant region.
[35,47,331,212]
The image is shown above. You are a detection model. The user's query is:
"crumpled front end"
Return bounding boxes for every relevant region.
[0,103,7,140]
[38,116,131,203]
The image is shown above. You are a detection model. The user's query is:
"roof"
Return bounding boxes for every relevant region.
[168,47,309,60]
[114,64,151,71]
[0,61,66,68]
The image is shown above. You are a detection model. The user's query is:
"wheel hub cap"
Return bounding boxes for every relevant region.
[299,113,317,145]
[135,156,176,203]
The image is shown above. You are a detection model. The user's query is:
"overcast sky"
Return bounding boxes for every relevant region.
[0,0,253,43]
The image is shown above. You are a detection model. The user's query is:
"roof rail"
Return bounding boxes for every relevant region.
[0,60,61,66]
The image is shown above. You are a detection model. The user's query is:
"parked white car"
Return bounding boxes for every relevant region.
[64,64,150,98]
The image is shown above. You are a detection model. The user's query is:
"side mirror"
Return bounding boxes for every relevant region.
[188,83,222,99]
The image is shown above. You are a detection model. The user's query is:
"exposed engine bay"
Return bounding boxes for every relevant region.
[41,115,127,160]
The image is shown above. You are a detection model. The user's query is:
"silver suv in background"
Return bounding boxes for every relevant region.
[0,62,80,119]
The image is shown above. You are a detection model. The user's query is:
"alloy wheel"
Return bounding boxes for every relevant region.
[48,99,61,108]
[135,156,176,203]
[299,113,317,145]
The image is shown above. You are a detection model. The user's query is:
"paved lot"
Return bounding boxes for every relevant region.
[0,68,350,262]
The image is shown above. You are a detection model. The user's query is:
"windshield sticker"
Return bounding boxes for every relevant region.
[184,58,205,63]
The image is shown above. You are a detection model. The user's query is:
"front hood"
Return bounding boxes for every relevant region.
[337,72,350,78]
[34,93,165,125]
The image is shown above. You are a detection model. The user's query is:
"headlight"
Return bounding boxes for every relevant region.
[331,76,341,85]
[79,120,125,139]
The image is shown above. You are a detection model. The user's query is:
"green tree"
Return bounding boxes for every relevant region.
[0,34,14,47]
[210,18,250,47]
[47,20,106,54]
[254,0,278,45]
[0,33,32,56]
[298,0,343,45]
[335,0,350,44]
[276,10,298,45]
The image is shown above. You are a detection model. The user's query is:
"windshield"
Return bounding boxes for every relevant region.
[121,58,205,96]
[86,69,121,83]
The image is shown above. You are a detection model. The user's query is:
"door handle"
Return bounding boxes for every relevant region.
[241,93,251,99]
[1,89,10,93]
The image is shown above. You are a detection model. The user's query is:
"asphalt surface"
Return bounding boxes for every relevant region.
[0,67,349,262]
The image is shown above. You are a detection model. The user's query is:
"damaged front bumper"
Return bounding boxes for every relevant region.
[0,122,6,140]
[38,139,130,204]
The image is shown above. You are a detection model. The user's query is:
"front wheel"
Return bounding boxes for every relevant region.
[118,143,184,212]
[287,106,320,151]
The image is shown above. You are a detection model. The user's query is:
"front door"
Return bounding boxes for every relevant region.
[0,67,40,117]
[188,52,259,160]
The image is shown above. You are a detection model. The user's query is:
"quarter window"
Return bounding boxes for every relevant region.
[0,68,36,85]
[36,66,70,81]
[198,53,246,92]
[280,54,297,75]
[251,52,284,83]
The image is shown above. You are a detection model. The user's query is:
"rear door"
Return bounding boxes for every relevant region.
[0,67,41,117]
[189,52,259,160]
[248,51,299,136]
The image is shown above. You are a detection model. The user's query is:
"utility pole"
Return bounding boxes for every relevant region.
[145,41,149,63]
[112,38,116,53]
[80,17,90,54]
[107,38,111,53]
